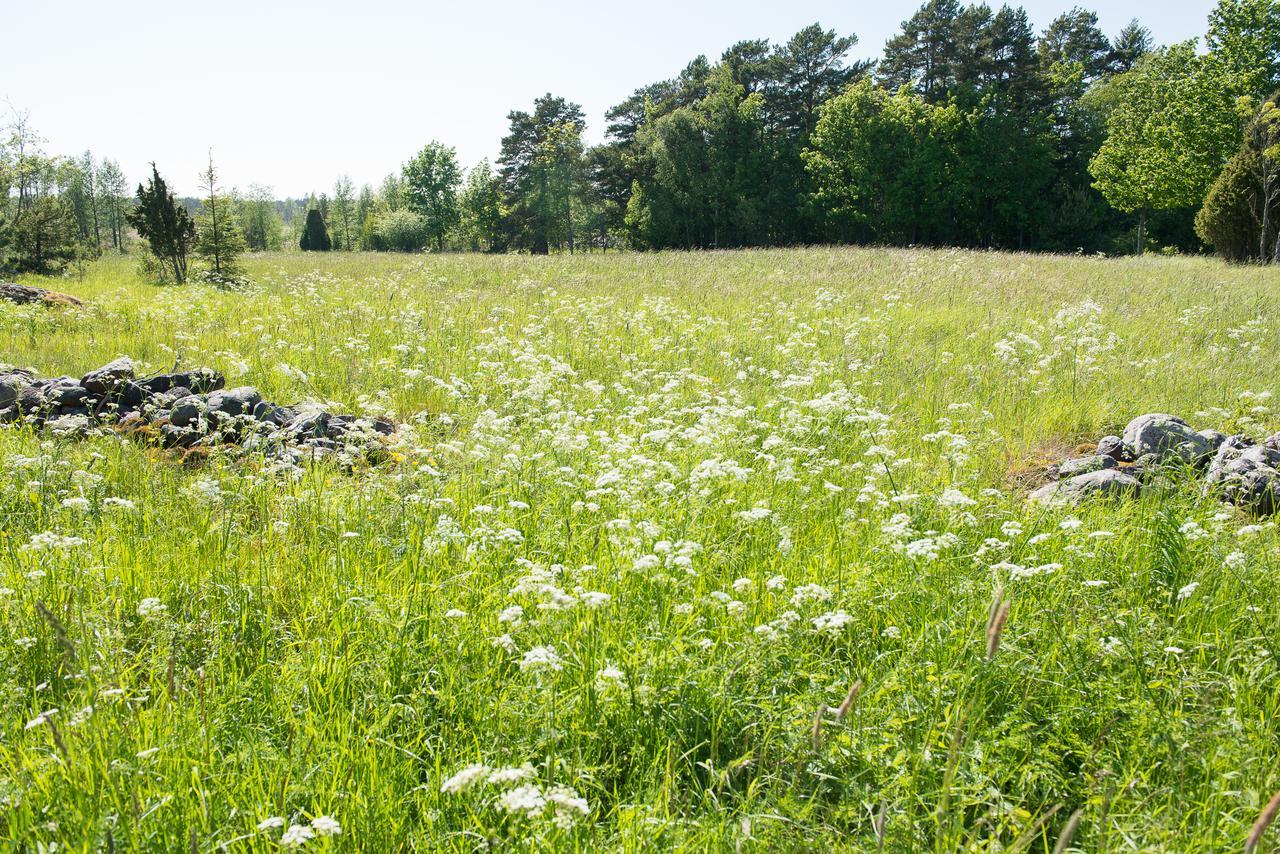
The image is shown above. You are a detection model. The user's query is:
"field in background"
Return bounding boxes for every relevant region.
[1,247,1279,849]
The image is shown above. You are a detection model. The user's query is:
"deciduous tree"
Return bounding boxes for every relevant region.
[402,143,461,251]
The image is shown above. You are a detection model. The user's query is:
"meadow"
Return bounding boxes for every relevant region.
[1,247,1279,851]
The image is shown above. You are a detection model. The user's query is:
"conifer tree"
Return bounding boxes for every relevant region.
[127,164,195,282]
[194,152,246,278]
[299,208,331,251]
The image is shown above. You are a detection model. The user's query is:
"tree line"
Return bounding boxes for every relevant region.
[3,0,1279,276]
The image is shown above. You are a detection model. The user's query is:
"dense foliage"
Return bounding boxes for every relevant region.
[1196,94,1280,261]
[286,0,1279,259]
[4,0,1279,269]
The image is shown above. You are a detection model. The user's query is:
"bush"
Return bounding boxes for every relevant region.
[372,208,428,252]
[1196,94,1280,263]
[135,250,173,284]
[1195,150,1266,262]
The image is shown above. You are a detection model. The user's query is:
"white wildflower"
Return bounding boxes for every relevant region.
[811,610,854,637]
[280,824,315,847]
[441,763,490,794]
[520,645,563,673]
[499,783,547,816]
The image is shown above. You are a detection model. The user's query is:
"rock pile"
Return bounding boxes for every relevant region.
[0,282,84,308]
[1031,412,1280,515]
[0,358,397,463]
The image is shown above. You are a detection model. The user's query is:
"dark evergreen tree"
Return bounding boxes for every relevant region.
[127,164,195,283]
[299,208,331,251]
[879,0,963,101]
[1107,20,1152,74]
[722,39,773,94]
[766,23,864,136]
[1039,7,1111,81]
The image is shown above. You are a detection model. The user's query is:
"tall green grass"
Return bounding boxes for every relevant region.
[0,247,1277,850]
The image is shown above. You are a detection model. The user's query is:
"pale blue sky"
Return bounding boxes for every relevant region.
[3,0,1215,197]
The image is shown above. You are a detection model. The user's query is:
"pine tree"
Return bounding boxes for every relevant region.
[194,152,246,278]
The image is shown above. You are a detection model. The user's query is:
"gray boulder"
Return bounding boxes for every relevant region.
[1206,442,1280,515]
[169,395,206,429]
[1056,454,1118,479]
[284,410,331,438]
[252,401,297,426]
[1223,434,1255,452]
[80,358,136,396]
[47,382,90,409]
[47,413,92,437]
[207,386,261,418]
[1122,413,1215,464]
[159,423,199,449]
[116,381,149,409]
[1095,435,1125,460]
[0,282,84,307]
[139,368,225,396]
[1196,429,1228,452]
[0,374,29,409]
[15,385,44,412]
[1030,469,1141,504]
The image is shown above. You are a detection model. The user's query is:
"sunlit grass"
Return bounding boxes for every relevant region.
[0,247,1278,850]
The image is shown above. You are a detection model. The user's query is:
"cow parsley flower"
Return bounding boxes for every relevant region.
[939,488,975,508]
[790,584,832,607]
[499,783,547,816]
[546,785,591,828]
[579,591,611,609]
[487,765,535,785]
[441,763,490,794]
[280,823,315,847]
[310,816,340,837]
[520,645,563,673]
[811,610,853,637]
[22,532,87,552]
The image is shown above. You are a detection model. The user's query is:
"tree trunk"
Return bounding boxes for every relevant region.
[1136,208,1146,256]
[566,196,574,254]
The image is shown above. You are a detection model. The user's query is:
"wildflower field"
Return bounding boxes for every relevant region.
[3,247,1280,851]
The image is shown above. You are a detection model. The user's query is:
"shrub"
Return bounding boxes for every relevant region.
[372,208,428,252]
[1196,150,1266,262]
